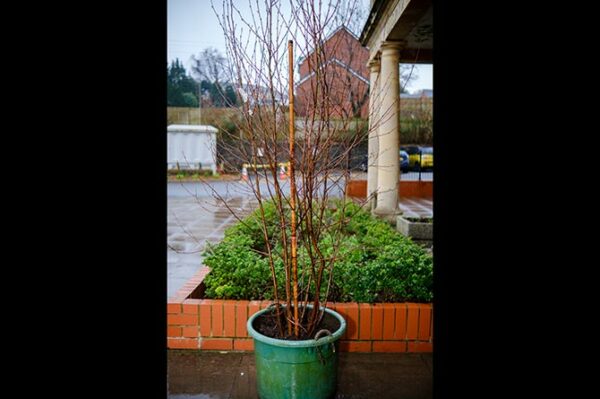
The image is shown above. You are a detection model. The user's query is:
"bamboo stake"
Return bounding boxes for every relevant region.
[288,40,299,337]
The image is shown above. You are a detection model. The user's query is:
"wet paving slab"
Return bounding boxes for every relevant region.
[398,198,433,219]
[366,201,432,219]
[168,351,432,399]
[168,196,258,297]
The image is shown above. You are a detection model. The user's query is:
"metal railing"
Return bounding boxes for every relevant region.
[402,170,433,181]
[402,152,433,181]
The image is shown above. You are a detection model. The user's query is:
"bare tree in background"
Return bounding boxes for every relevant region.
[190,47,230,86]
[400,65,419,93]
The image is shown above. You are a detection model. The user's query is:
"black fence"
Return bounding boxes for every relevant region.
[218,139,370,174]
[401,169,433,182]
[350,146,433,182]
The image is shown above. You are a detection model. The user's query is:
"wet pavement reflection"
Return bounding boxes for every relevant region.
[168,196,257,297]
[168,351,432,399]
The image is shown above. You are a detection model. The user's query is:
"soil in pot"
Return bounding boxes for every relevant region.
[253,306,341,340]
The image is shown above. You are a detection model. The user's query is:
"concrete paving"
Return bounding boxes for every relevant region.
[167,196,256,297]
[398,197,433,219]
[168,350,432,399]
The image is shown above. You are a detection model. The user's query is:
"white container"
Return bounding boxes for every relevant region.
[167,124,218,173]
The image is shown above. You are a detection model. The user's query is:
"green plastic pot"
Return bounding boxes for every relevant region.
[247,305,347,399]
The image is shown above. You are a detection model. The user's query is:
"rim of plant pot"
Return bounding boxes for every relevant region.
[247,305,346,348]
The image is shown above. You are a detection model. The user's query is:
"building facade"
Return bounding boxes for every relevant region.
[295,26,370,119]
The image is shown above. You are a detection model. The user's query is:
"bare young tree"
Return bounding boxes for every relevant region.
[199,0,381,340]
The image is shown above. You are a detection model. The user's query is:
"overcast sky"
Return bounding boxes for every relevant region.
[167,0,433,94]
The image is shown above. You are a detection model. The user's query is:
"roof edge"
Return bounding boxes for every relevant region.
[359,0,385,46]
[297,25,361,66]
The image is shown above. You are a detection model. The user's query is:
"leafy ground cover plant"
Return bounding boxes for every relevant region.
[204,201,433,303]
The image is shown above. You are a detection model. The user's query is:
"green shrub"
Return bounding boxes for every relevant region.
[167,169,213,177]
[202,201,433,303]
[203,233,275,299]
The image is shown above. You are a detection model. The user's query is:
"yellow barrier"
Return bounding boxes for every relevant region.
[242,162,290,171]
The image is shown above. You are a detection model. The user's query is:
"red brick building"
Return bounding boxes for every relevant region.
[295,26,370,119]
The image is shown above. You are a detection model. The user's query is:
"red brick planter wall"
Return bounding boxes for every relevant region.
[167,267,433,352]
[345,179,433,199]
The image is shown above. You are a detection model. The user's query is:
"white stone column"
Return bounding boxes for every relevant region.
[373,41,403,222]
[366,58,380,210]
